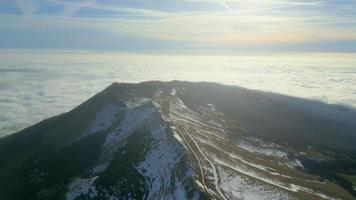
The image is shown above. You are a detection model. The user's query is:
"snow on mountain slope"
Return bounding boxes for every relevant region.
[66,97,200,200]
[1,81,355,200]
[64,83,356,200]
[153,87,353,200]
[85,104,121,136]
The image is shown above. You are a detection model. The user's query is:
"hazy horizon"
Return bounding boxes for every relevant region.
[1,49,356,137]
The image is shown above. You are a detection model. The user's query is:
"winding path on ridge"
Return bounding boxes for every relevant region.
[154,93,228,200]
[153,91,341,200]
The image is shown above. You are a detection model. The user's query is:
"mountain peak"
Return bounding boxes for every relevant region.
[1,81,356,200]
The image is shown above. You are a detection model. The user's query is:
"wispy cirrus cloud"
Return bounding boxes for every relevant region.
[0,0,355,52]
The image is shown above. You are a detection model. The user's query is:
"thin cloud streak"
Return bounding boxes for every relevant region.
[1,0,356,52]
[214,0,234,12]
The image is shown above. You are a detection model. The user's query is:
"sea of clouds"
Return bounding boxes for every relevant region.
[1,50,356,137]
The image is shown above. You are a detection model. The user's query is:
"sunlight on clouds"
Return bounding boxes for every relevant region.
[1,50,356,136]
[1,0,356,51]
[106,11,356,46]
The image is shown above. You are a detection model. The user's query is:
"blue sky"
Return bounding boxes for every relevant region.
[0,0,356,52]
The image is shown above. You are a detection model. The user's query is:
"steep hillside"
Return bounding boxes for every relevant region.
[0,81,355,200]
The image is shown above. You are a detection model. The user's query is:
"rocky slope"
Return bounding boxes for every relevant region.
[1,81,356,200]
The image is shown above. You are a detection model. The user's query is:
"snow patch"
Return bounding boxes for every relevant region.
[293,159,304,168]
[206,104,216,111]
[136,139,179,198]
[92,100,157,175]
[135,122,192,200]
[85,103,120,135]
[219,169,292,200]
[66,176,98,200]
[173,133,184,143]
[235,139,287,158]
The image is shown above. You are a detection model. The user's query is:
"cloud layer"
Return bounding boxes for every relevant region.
[1,50,356,137]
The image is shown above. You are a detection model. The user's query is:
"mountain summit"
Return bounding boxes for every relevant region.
[1,81,356,200]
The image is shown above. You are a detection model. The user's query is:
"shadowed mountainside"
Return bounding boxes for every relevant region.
[0,81,355,200]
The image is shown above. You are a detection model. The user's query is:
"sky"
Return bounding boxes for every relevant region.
[0,0,356,52]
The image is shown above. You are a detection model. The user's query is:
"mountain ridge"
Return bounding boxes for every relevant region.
[1,81,356,200]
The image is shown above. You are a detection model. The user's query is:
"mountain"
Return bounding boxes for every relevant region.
[1,81,356,200]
